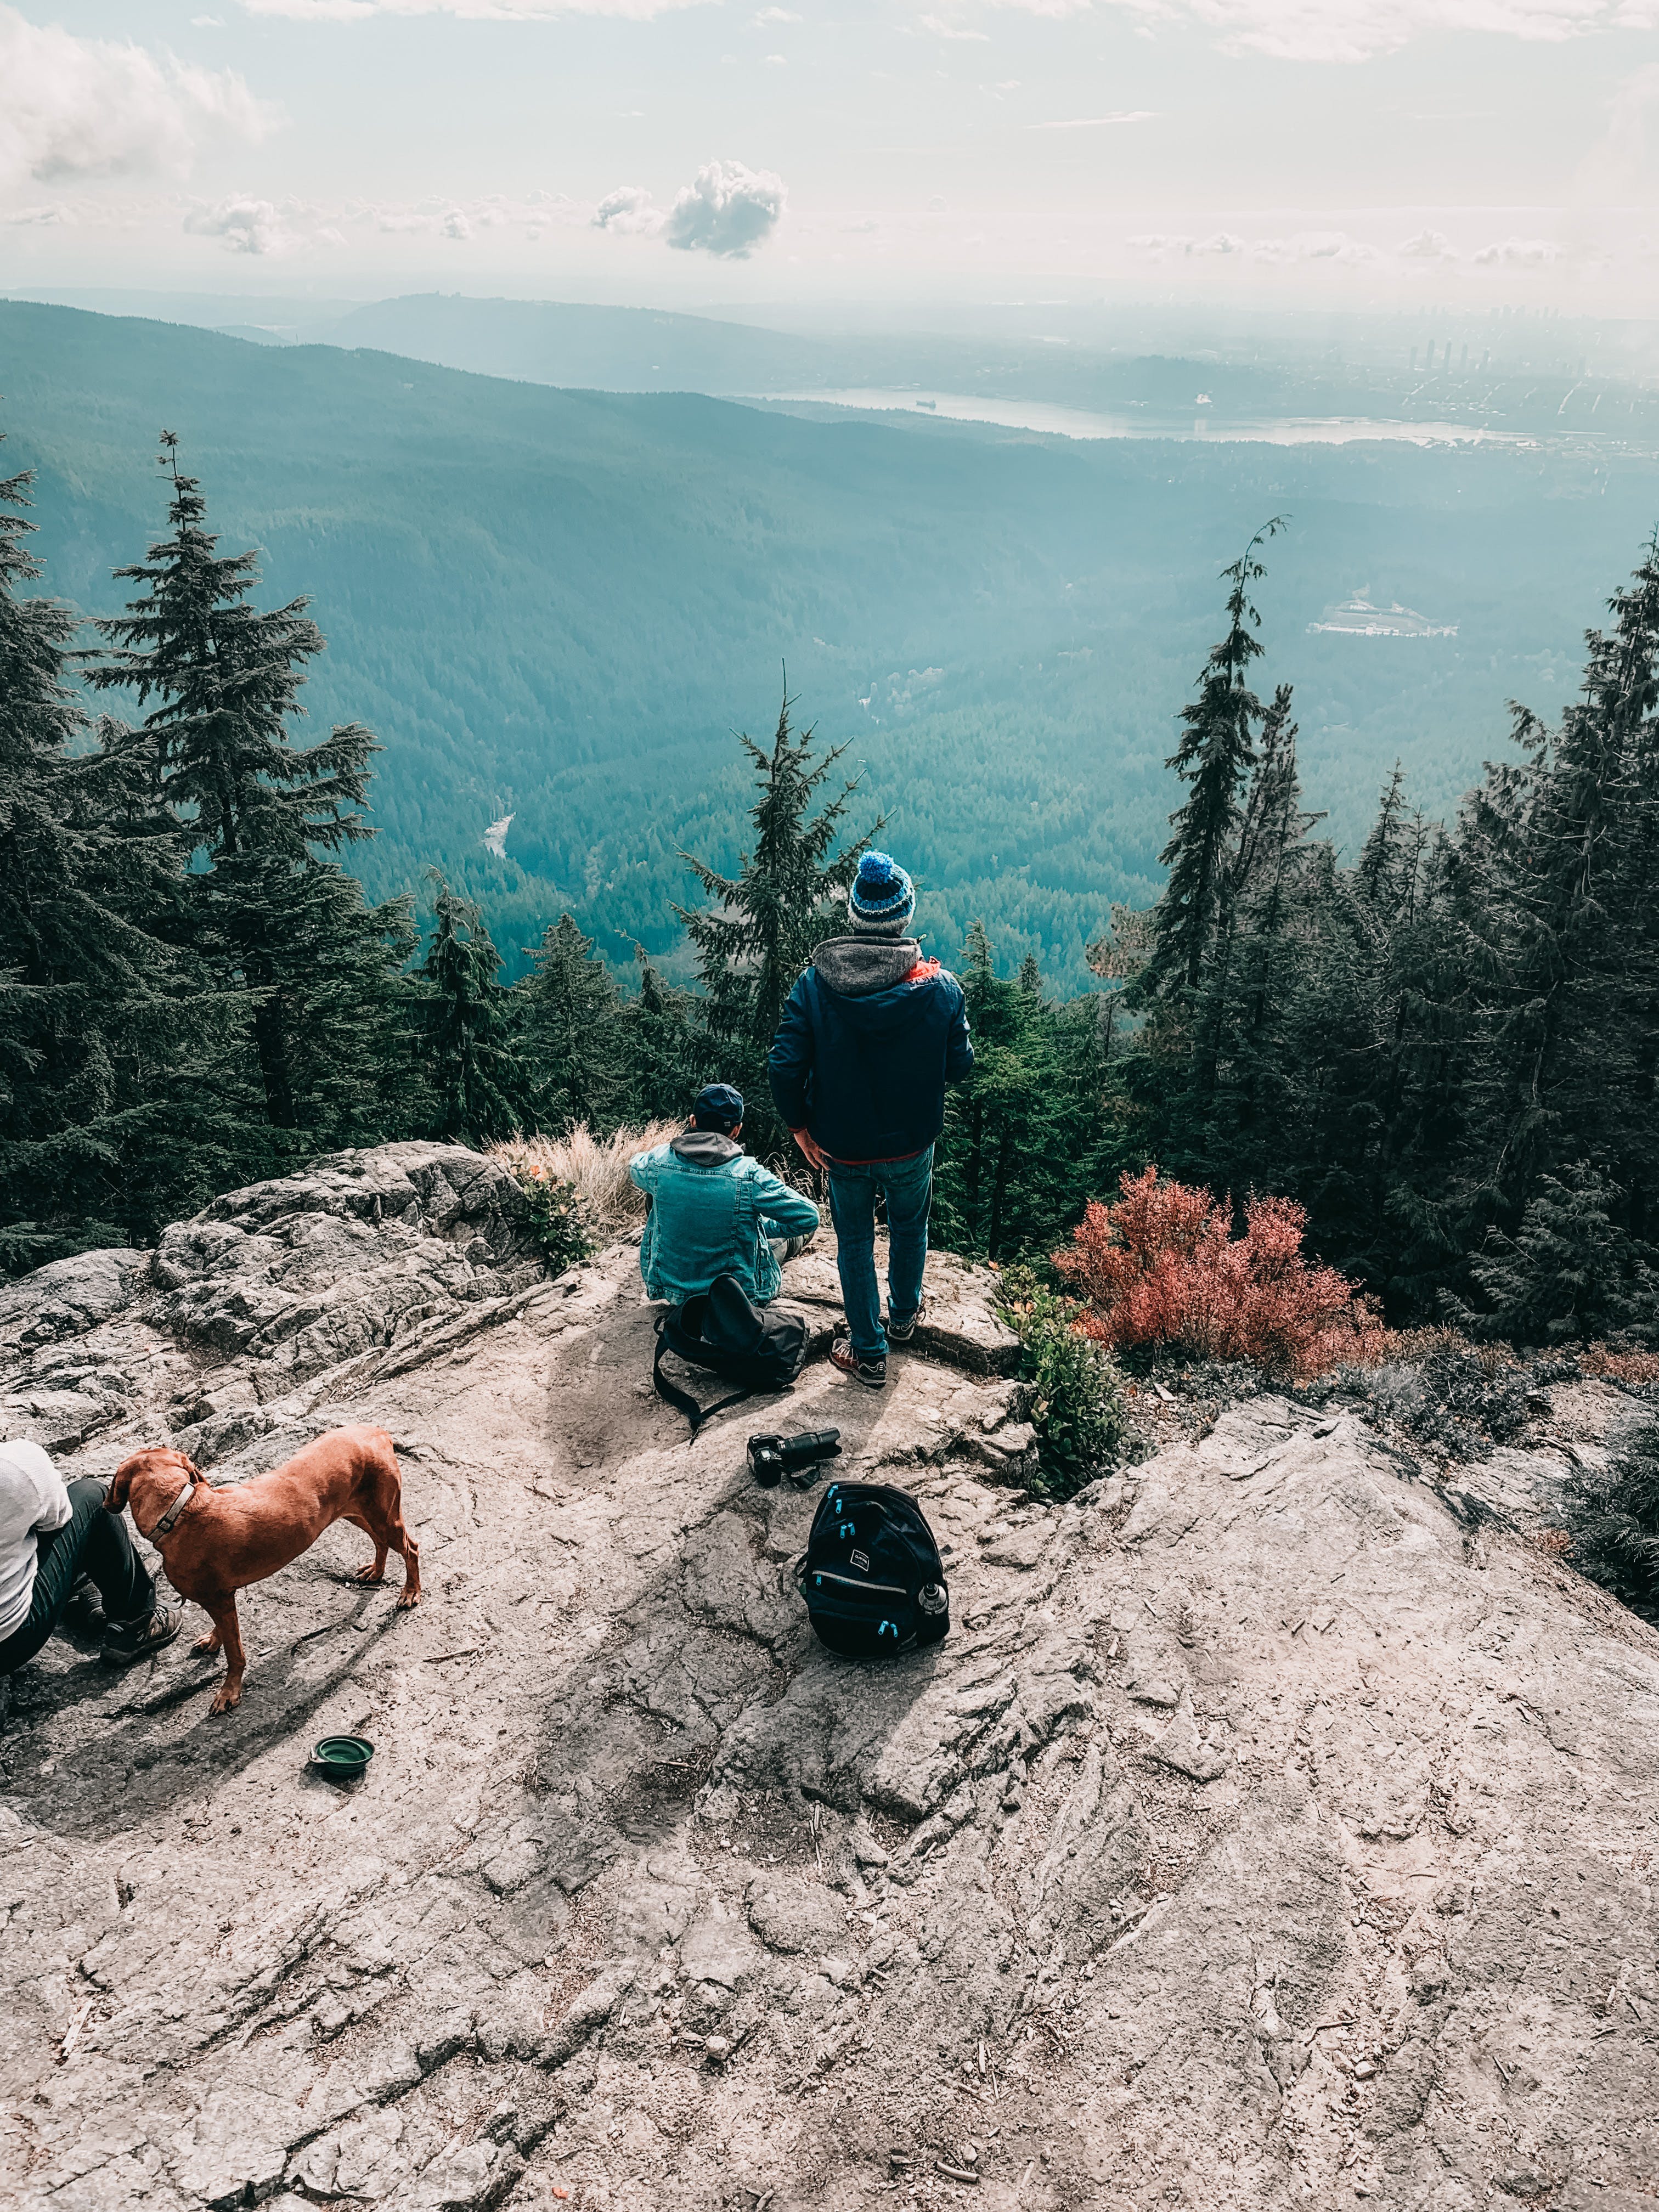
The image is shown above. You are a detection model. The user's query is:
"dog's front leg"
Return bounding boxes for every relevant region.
[206,1599,246,1714]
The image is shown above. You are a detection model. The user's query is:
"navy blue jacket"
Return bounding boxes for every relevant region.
[768,935,974,1163]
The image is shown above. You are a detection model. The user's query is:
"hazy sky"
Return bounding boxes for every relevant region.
[2,1,1657,311]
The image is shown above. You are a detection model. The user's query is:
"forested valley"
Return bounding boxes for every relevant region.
[4,406,1656,1361]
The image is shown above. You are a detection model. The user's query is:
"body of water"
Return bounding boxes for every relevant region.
[751,387,1534,447]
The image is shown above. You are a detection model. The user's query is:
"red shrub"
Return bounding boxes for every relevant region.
[1056,1164,1390,1380]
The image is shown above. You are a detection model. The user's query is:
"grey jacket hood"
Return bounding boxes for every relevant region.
[670,1129,743,1166]
[811,935,922,998]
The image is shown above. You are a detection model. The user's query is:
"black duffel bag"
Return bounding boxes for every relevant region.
[653,1272,808,1436]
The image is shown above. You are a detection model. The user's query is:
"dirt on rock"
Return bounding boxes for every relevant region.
[1,1143,1656,2212]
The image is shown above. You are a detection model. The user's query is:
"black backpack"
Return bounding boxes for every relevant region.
[797,1479,950,1658]
[653,1273,808,1436]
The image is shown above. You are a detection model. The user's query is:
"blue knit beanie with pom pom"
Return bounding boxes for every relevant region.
[848,851,916,935]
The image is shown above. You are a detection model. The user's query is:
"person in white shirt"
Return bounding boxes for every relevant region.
[0,1438,177,1675]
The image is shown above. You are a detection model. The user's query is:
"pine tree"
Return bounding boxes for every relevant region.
[678,685,874,1153]
[416,873,527,1144]
[1142,519,1285,1000]
[1458,538,1659,1252]
[1460,1162,1656,1345]
[0,452,195,1262]
[617,945,696,1125]
[521,913,624,1131]
[86,436,410,1151]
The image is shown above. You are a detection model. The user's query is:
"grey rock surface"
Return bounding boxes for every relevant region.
[1,1144,1656,2211]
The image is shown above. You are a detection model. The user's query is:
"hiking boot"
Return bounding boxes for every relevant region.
[831,1338,887,1390]
[101,1604,181,1667]
[63,1574,106,1637]
[885,1301,927,1345]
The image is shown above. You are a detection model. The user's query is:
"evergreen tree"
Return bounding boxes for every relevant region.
[679,686,874,1155]
[1457,539,1659,1250]
[617,945,696,1126]
[86,436,411,1152]
[1142,519,1285,1000]
[521,913,624,1130]
[1459,1162,1656,1345]
[0,452,197,1262]
[416,874,528,1144]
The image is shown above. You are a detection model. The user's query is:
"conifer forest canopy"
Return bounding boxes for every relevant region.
[2,295,1657,1350]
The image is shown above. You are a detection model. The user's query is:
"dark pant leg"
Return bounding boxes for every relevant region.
[881,1146,935,1322]
[0,1478,154,1674]
[826,1163,884,1358]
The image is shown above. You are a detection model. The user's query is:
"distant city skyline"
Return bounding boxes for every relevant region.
[2,1,1656,313]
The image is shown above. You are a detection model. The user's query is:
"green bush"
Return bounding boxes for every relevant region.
[996,1264,1138,1501]
[517,1166,593,1274]
[1563,1413,1659,1623]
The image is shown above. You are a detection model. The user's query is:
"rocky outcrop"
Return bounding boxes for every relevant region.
[1,1145,1656,2212]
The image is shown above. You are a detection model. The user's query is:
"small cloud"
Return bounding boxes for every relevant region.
[1398,226,1455,259]
[184,193,298,255]
[615,106,645,115]
[3,200,75,224]
[592,183,661,234]
[752,4,799,16]
[663,157,786,257]
[191,13,225,23]
[764,48,787,60]
[1192,229,1244,255]
[441,207,471,239]
[1474,235,1561,266]
[841,217,881,232]
[1031,110,1156,127]
[928,192,947,210]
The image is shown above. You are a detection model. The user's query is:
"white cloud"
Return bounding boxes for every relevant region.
[441,207,471,239]
[1398,227,1455,258]
[242,0,714,17]
[592,183,661,234]
[1030,109,1156,126]
[1474,234,1561,263]
[3,200,75,225]
[184,193,303,255]
[191,13,225,23]
[752,4,800,16]
[0,6,276,201]
[764,49,788,60]
[1079,0,1659,64]
[1192,229,1244,253]
[919,12,992,36]
[662,159,786,257]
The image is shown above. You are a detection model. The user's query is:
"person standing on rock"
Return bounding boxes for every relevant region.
[768,851,973,1390]
[630,1082,821,1309]
[0,1437,179,1678]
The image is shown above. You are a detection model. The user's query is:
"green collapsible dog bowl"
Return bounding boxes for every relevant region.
[312,1734,374,1781]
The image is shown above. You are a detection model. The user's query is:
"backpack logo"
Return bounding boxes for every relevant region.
[850,1548,870,1573]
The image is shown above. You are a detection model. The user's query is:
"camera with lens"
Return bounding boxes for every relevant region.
[747,1428,842,1488]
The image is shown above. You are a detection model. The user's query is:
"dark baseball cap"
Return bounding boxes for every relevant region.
[692,1082,744,1130]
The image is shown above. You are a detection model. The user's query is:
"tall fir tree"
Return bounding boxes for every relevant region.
[617,945,696,1125]
[0,451,198,1262]
[417,873,527,1143]
[521,913,624,1131]
[1141,519,1285,1001]
[678,685,874,1155]
[86,436,414,1154]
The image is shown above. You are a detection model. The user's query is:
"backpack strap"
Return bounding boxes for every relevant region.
[652,1316,753,1438]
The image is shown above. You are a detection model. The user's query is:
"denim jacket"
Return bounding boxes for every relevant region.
[630,1130,820,1307]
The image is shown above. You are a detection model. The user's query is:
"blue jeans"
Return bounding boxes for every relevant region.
[0,1477,154,1674]
[826,1146,934,1359]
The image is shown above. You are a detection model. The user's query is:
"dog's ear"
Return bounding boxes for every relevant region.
[107,1457,140,1514]
[178,1455,200,1480]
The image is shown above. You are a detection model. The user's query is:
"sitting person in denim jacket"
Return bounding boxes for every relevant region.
[630,1083,820,1308]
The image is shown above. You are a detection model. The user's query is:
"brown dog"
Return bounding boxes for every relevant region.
[108,1425,421,1714]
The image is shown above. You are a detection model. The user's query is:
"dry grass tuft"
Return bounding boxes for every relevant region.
[493,1120,681,1238]
[1581,1342,1659,1384]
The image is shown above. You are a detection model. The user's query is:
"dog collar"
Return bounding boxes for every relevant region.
[149,1475,196,1539]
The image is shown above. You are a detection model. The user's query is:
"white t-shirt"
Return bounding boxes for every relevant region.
[0,1438,72,1643]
